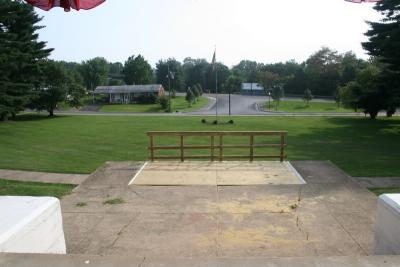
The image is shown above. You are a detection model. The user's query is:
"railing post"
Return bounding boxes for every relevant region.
[149,134,154,161]
[211,135,215,162]
[250,134,254,162]
[280,132,285,162]
[180,135,184,162]
[219,135,223,162]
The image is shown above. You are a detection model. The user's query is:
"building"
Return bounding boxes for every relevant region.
[241,83,265,95]
[94,85,165,104]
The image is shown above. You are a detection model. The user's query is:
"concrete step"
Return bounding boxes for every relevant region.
[1,254,400,267]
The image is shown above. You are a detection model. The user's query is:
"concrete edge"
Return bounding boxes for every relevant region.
[286,161,307,184]
[128,161,148,185]
[2,254,400,267]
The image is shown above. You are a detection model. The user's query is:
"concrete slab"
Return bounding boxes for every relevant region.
[60,160,378,259]
[133,161,304,186]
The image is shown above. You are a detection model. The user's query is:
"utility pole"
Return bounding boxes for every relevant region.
[167,65,174,113]
[228,88,231,116]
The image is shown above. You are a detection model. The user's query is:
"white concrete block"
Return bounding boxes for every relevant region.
[374,194,400,255]
[0,196,66,254]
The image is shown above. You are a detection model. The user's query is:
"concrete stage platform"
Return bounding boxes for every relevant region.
[131,161,305,186]
[59,161,377,258]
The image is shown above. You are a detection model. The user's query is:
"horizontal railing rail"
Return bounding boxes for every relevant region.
[147,131,287,162]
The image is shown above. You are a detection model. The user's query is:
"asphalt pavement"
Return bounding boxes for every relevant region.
[53,94,394,117]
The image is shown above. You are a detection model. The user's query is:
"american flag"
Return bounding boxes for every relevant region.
[211,50,216,71]
[25,0,105,11]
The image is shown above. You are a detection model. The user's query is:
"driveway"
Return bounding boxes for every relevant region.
[188,94,267,115]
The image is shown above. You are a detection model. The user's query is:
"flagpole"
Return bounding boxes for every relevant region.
[215,66,218,121]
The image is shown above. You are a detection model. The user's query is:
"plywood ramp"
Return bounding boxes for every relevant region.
[131,161,305,186]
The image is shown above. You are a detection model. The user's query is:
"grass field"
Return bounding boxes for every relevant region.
[100,96,209,113]
[369,187,400,196]
[0,179,75,199]
[264,100,352,113]
[0,115,399,176]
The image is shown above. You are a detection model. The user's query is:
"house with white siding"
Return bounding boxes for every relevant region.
[94,85,165,104]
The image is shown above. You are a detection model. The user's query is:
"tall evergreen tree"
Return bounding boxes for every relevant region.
[363,0,400,72]
[0,0,52,120]
[363,0,400,114]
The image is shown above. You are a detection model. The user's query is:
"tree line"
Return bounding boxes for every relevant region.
[1,0,399,120]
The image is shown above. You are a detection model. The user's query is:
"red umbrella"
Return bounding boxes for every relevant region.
[345,0,382,3]
[25,0,105,12]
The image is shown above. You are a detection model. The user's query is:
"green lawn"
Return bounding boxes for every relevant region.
[369,187,400,196]
[100,96,209,113]
[0,179,75,199]
[0,115,399,176]
[264,100,352,113]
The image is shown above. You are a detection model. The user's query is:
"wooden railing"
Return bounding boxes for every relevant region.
[147,131,287,162]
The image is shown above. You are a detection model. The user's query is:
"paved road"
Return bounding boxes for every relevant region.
[189,94,265,115]
[188,94,368,116]
[53,94,396,117]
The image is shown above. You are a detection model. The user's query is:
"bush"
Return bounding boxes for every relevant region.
[137,94,157,104]
[185,88,195,107]
[193,86,200,101]
[157,96,169,110]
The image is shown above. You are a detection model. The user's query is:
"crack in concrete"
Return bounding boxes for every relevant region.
[138,256,146,267]
[295,187,310,241]
[328,210,369,256]
[109,215,138,249]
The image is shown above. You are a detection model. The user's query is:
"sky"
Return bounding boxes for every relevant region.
[35,0,383,67]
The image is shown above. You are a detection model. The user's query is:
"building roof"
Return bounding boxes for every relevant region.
[241,83,264,91]
[94,84,163,94]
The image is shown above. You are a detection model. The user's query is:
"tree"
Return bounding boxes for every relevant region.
[205,62,230,93]
[232,60,260,82]
[303,89,313,106]
[182,58,209,90]
[123,55,153,85]
[79,57,109,91]
[271,85,284,110]
[363,1,400,72]
[284,67,308,95]
[185,87,195,107]
[108,62,124,79]
[157,95,169,111]
[338,81,360,112]
[257,71,280,94]
[0,0,52,120]
[192,86,200,101]
[156,58,184,92]
[304,47,342,96]
[339,65,385,119]
[197,83,203,95]
[223,75,243,93]
[363,0,400,114]
[29,61,69,116]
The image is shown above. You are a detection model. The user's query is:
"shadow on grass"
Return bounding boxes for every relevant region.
[14,114,71,122]
[288,116,400,176]
[292,105,309,110]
